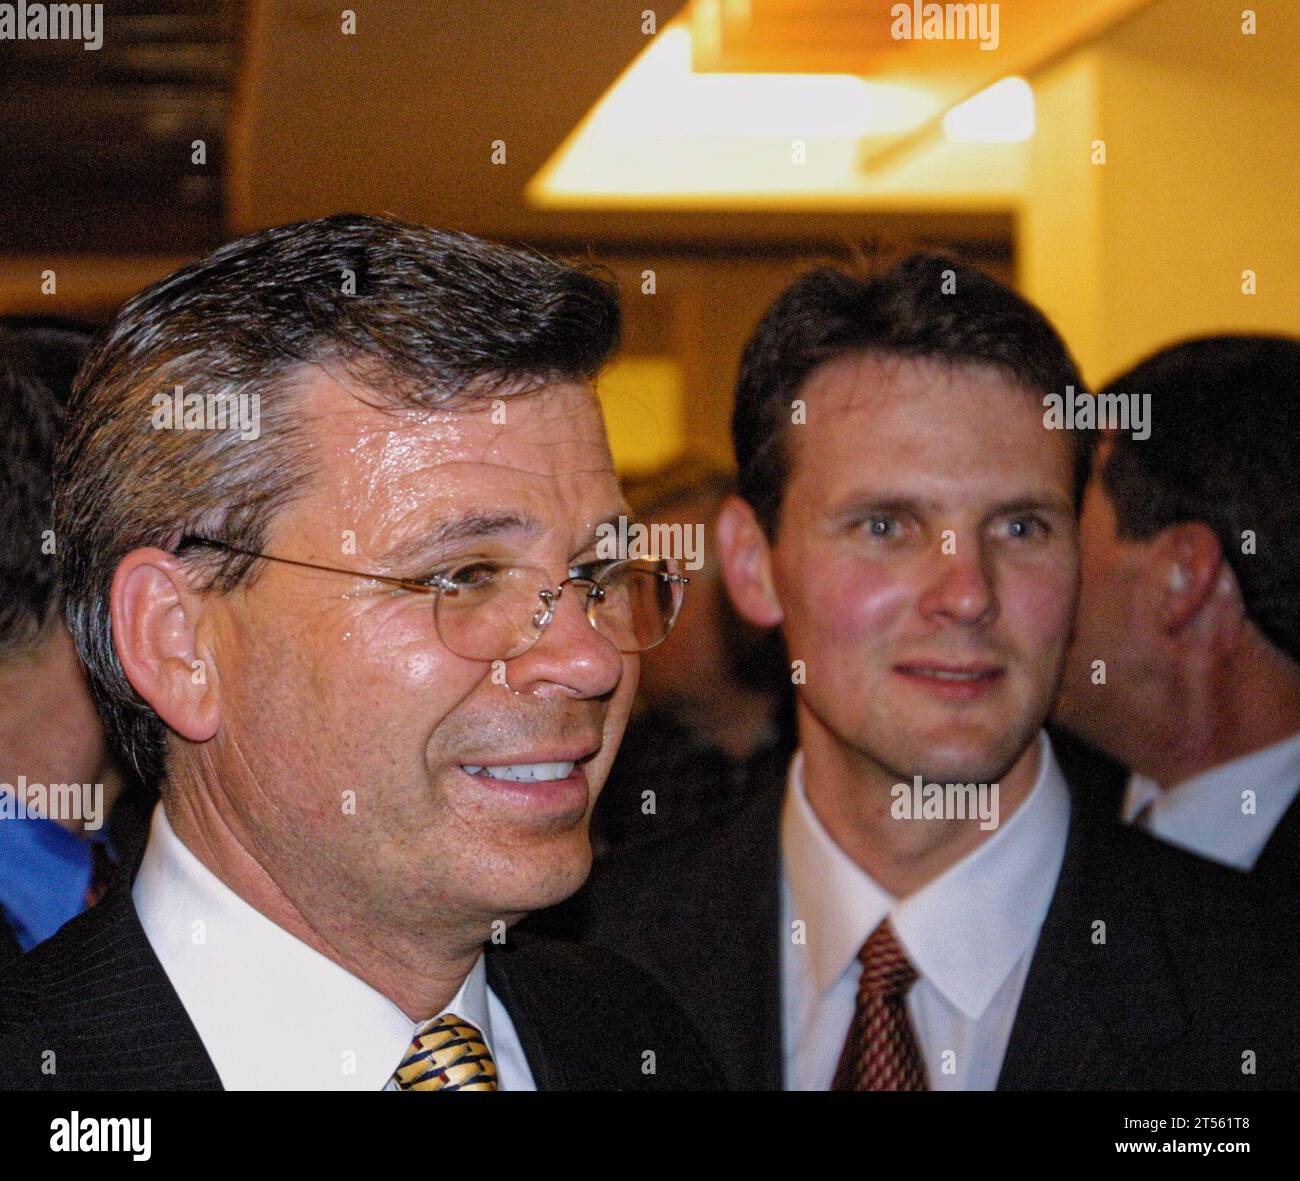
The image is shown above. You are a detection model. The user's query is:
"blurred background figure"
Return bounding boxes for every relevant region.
[591,455,793,854]
[0,318,153,962]
[1053,336,1300,887]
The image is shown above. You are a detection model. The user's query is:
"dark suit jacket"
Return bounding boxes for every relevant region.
[0,860,723,1091]
[0,919,19,968]
[556,757,1300,1090]
[1050,725,1300,889]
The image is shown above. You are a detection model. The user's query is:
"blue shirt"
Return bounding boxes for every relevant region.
[0,811,111,952]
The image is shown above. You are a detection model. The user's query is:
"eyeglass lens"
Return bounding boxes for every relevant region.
[433,560,681,661]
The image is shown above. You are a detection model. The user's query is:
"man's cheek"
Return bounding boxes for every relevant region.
[593,664,638,788]
[1010,573,1078,660]
[380,643,492,726]
[799,561,905,643]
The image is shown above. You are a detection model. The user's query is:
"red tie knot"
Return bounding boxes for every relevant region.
[857,919,918,998]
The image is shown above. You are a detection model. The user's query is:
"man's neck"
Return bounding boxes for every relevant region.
[799,723,1042,899]
[0,659,123,836]
[1135,651,1300,790]
[161,781,486,1021]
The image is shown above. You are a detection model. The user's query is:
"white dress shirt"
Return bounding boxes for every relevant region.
[1123,730,1300,871]
[780,731,1070,1091]
[133,804,536,1091]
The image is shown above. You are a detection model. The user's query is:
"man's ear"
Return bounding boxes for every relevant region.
[111,548,221,743]
[714,495,784,629]
[1149,522,1226,636]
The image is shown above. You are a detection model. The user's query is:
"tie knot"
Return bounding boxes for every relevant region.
[392,1012,499,1091]
[856,920,918,998]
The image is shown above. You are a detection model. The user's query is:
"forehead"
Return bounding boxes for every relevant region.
[290,367,620,530]
[786,351,1073,505]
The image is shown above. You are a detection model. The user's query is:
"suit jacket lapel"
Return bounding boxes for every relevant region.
[998,806,1190,1089]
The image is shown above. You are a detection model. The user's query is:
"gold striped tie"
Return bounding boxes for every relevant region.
[391,1013,499,1091]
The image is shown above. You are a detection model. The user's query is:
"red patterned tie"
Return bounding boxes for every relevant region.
[831,919,928,1091]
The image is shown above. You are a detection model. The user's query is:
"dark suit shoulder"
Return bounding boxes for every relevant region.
[1254,792,1300,888]
[0,883,219,1091]
[486,931,726,1090]
[1003,805,1300,1089]
[1122,822,1300,1014]
[1059,811,1298,992]
[0,913,21,968]
[1047,724,1127,817]
[1074,809,1289,929]
[0,894,125,1086]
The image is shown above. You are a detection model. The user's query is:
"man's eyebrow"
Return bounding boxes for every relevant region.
[985,495,1074,518]
[380,511,541,568]
[828,493,1073,520]
[828,495,942,519]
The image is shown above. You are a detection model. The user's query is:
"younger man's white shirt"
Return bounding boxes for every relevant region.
[780,732,1070,1091]
[132,805,536,1091]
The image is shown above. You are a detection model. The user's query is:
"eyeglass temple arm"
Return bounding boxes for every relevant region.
[176,537,687,594]
[172,535,457,593]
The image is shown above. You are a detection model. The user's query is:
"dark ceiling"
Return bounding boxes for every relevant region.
[0,0,242,253]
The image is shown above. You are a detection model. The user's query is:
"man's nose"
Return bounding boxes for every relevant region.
[916,542,998,626]
[503,583,627,699]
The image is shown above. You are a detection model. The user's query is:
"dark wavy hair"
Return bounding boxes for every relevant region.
[732,253,1091,538]
[0,316,96,658]
[1100,335,1300,664]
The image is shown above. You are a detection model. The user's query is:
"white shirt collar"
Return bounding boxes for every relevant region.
[782,731,1070,1021]
[1123,729,1300,870]
[133,804,496,1091]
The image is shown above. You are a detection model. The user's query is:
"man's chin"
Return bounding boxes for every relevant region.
[877,728,1038,788]
[486,839,595,918]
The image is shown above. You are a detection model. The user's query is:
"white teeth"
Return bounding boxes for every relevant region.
[913,669,987,681]
[461,762,576,782]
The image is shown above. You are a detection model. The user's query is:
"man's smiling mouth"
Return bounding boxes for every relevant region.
[461,762,576,783]
[458,743,600,784]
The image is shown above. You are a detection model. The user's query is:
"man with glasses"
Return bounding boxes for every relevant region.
[0,214,714,1091]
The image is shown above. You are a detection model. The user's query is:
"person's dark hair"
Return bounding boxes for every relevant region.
[0,317,96,659]
[732,253,1090,537]
[55,212,621,782]
[1099,335,1300,664]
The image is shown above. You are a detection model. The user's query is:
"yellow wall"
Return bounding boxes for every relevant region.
[1020,0,1300,387]
[1018,51,1105,382]
[596,355,686,474]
